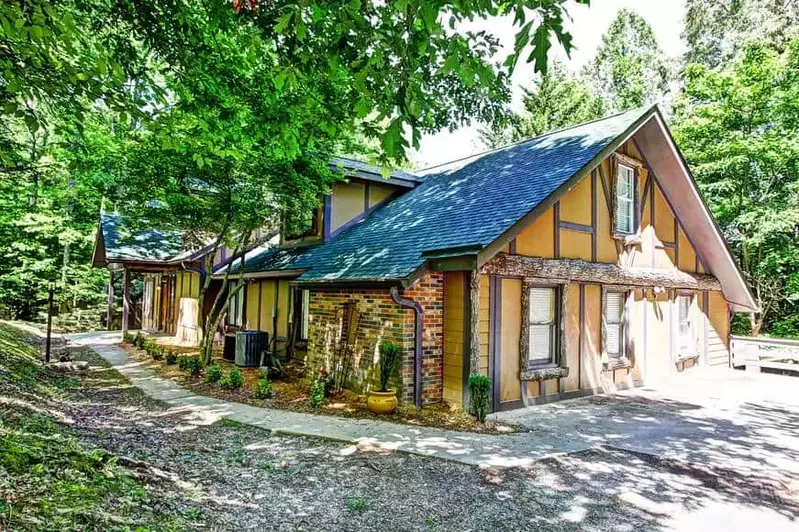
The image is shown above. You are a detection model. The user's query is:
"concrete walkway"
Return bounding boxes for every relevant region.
[69,331,588,468]
[67,330,799,483]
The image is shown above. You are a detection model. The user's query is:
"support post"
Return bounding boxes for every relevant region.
[45,285,54,363]
[106,271,115,331]
[469,272,481,375]
[121,268,131,334]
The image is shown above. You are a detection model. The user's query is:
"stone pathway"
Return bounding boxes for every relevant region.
[69,330,589,468]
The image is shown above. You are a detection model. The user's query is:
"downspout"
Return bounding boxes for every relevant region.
[390,286,423,408]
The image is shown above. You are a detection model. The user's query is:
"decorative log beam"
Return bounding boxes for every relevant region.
[469,272,481,375]
[481,253,722,291]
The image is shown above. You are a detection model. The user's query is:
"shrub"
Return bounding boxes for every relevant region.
[148,344,164,360]
[253,378,273,399]
[122,331,134,344]
[133,332,145,348]
[377,340,402,392]
[309,370,327,408]
[164,350,177,365]
[179,355,202,376]
[205,363,223,383]
[468,374,491,423]
[220,367,245,389]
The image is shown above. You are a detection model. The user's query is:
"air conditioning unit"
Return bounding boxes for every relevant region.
[235,331,269,367]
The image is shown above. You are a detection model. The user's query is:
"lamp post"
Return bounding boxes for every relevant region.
[45,282,55,363]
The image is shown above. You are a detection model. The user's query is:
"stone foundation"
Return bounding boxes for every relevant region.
[306,272,444,405]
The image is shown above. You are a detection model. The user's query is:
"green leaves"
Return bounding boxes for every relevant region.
[673,37,799,336]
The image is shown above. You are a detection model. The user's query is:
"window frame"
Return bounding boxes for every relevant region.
[227,282,245,328]
[610,153,643,238]
[615,163,636,234]
[676,291,696,358]
[300,289,310,341]
[520,282,565,371]
[602,288,632,369]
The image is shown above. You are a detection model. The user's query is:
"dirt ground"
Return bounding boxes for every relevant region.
[43,347,799,531]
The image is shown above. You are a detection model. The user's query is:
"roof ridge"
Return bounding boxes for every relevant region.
[419,105,655,173]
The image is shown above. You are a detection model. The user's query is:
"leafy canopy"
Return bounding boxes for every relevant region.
[673,39,799,335]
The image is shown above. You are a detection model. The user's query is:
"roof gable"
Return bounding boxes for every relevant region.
[292,107,654,282]
[94,213,184,265]
[633,114,756,311]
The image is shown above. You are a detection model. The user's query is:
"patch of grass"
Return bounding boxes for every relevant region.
[218,417,244,428]
[0,324,76,395]
[0,323,189,530]
[346,497,368,514]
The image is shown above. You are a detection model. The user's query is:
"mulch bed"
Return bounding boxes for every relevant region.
[122,341,525,434]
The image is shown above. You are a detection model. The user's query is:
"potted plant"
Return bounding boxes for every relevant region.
[367,340,401,414]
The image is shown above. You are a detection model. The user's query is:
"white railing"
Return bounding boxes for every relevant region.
[731,335,799,373]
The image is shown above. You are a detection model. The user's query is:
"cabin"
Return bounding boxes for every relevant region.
[93,106,757,412]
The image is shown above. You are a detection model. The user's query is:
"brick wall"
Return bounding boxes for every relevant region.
[306,272,444,405]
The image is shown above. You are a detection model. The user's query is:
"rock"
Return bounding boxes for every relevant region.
[50,360,90,373]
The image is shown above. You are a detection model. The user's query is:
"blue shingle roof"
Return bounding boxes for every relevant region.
[240,107,655,282]
[100,213,183,263]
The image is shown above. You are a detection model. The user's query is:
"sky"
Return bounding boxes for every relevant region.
[410,0,687,169]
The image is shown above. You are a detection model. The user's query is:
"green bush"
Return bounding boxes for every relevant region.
[179,355,202,376]
[205,363,223,383]
[133,332,145,348]
[377,340,402,392]
[148,344,164,360]
[220,367,245,389]
[468,374,491,423]
[165,350,178,365]
[122,331,134,344]
[309,370,327,408]
[253,378,273,399]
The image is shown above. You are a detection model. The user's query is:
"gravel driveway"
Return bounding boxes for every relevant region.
[61,349,798,531]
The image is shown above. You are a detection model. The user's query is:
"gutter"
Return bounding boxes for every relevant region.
[390,286,423,408]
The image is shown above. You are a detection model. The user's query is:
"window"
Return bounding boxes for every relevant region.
[528,287,557,365]
[300,289,310,340]
[615,163,635,234]
[677,294,694,356]
[605,291,626,365]
[228,283,244,327]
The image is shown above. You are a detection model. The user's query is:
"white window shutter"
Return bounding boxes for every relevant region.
[529,288,553,323]
[606,292,623,323]
[529,325,551,361]
[606,324,621,355]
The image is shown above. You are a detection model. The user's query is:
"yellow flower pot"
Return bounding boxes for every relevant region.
[366,389,398,415]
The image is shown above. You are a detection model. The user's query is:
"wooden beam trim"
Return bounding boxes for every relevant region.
[579,283,585,391]
[591,171,598,263]
[553,202,561,259]
[481,253,722,291]
[462,272,472,407]
[559,221,593,234]
[489,276,502,410]
[257,281,263,330]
